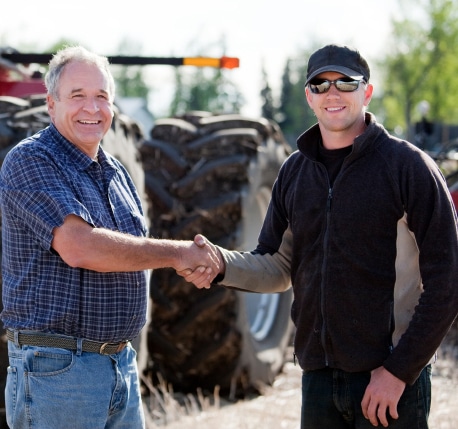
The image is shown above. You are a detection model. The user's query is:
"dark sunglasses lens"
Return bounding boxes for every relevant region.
[309,80,330,94]
[309,79,362,94]
[335,79,360,92]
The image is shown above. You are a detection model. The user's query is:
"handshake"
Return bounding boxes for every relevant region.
[175,234,225,289]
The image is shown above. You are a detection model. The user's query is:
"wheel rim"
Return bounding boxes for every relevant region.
[246,293,280,341]
[242,184,280,341]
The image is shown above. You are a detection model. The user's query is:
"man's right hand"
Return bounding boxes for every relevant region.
[52,215,222,281]
[177,234,225,289]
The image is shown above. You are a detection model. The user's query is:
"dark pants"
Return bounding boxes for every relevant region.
[301,366,431,429]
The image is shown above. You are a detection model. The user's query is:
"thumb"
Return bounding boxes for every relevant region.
[194,234,206,248]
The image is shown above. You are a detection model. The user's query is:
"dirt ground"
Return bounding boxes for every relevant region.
[145,349,458,429]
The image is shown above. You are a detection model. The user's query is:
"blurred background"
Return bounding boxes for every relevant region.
[3,0,458,149]
[1,1,457,427]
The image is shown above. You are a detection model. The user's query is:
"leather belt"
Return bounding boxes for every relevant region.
[6,330,129,355]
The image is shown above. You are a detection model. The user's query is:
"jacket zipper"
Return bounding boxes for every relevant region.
[320,185,333,367]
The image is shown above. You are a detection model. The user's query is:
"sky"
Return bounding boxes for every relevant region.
[2,0,404,118]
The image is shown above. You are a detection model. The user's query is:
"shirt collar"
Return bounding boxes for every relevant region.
[48,123,112,171]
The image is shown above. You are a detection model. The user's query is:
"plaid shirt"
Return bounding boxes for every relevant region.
[0,124,149,342]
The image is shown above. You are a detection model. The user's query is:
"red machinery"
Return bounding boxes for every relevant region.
[0,47,239,97]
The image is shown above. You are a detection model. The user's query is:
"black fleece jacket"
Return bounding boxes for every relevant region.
[252,112,458,385]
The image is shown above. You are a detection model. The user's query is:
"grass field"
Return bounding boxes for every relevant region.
[144,340,458,429]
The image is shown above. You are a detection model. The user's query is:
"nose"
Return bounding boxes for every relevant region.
[83,97,101,113]
[326,84,341,98]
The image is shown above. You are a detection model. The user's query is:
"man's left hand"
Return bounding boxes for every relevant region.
[361,366,406,427]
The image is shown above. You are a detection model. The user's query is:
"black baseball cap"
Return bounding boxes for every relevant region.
[305,44,370,86]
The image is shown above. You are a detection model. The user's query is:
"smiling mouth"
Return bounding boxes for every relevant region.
[79,120,101,124]
[326,107,345,112]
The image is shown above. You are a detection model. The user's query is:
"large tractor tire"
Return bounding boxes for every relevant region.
[139,112,294,397]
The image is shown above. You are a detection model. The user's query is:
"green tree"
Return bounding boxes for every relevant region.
[111,39,149,99]
[169,68,186,116]
[276,55,316,148]
[260,64,276,120]
[169,65,243,116]
[380,0,458,136]
[168,37,243,117]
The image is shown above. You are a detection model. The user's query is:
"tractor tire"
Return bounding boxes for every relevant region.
[139,112,294,397]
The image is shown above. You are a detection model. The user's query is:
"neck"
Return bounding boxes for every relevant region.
[89,147,99,162]
[320,118,367,150]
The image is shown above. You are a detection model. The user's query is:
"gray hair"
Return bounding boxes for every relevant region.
[44,46,115,100]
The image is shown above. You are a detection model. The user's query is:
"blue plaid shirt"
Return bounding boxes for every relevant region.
[0,124,149,342]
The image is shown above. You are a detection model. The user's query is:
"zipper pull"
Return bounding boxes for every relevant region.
[327,187,333,211]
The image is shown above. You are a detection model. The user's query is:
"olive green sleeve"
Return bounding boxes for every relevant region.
[216,226,292,293]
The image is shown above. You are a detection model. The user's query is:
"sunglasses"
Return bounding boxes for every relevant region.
[308,78,366,94]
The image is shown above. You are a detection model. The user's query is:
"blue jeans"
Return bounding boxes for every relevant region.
[301,366,431,429]
[6,338,145,429]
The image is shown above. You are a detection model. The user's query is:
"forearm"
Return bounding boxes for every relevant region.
[217,226,292,293]
[68,227,184,272]
[52,214,218,273]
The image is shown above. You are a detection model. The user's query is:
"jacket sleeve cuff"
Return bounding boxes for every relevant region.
[213,227,292,293]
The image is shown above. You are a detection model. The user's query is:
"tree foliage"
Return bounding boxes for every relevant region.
[111,38,149,99]
[167,36,244,116]
[379,0,458,135]
[37,0,458,145]
[260,64,276,121]
[260,0,458,145]
[274,52,317,148]
[169,66,243,116]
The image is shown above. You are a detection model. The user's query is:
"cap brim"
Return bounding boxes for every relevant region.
[305,65,364,85]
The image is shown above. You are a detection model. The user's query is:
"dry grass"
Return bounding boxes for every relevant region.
[142,363,302,429]
[143,349,458,429]
[428,343,458,429]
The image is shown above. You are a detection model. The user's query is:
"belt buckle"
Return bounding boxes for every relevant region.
[99,341,128,355]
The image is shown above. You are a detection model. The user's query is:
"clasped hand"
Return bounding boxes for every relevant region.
[177,234,224,289]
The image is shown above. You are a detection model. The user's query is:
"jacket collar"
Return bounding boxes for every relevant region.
[296,112,387,161]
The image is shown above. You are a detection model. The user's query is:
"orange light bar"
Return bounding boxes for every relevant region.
[1,52,240,69]
[183,56,240,69]
[220,56,240,69]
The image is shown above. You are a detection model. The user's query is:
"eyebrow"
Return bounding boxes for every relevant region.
[69,88,110,96]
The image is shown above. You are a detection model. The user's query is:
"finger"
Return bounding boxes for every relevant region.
[177,268,193,277]
[187,266,207,278]
[192,239,220,272]
[182,266,213,287]
[367,401,380,427]
[361,392,370,420]
[387,403,399,423]
[199,268,216,289]
[193,274,212,289]
[377,405,389,428]
[201,281,211,289]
